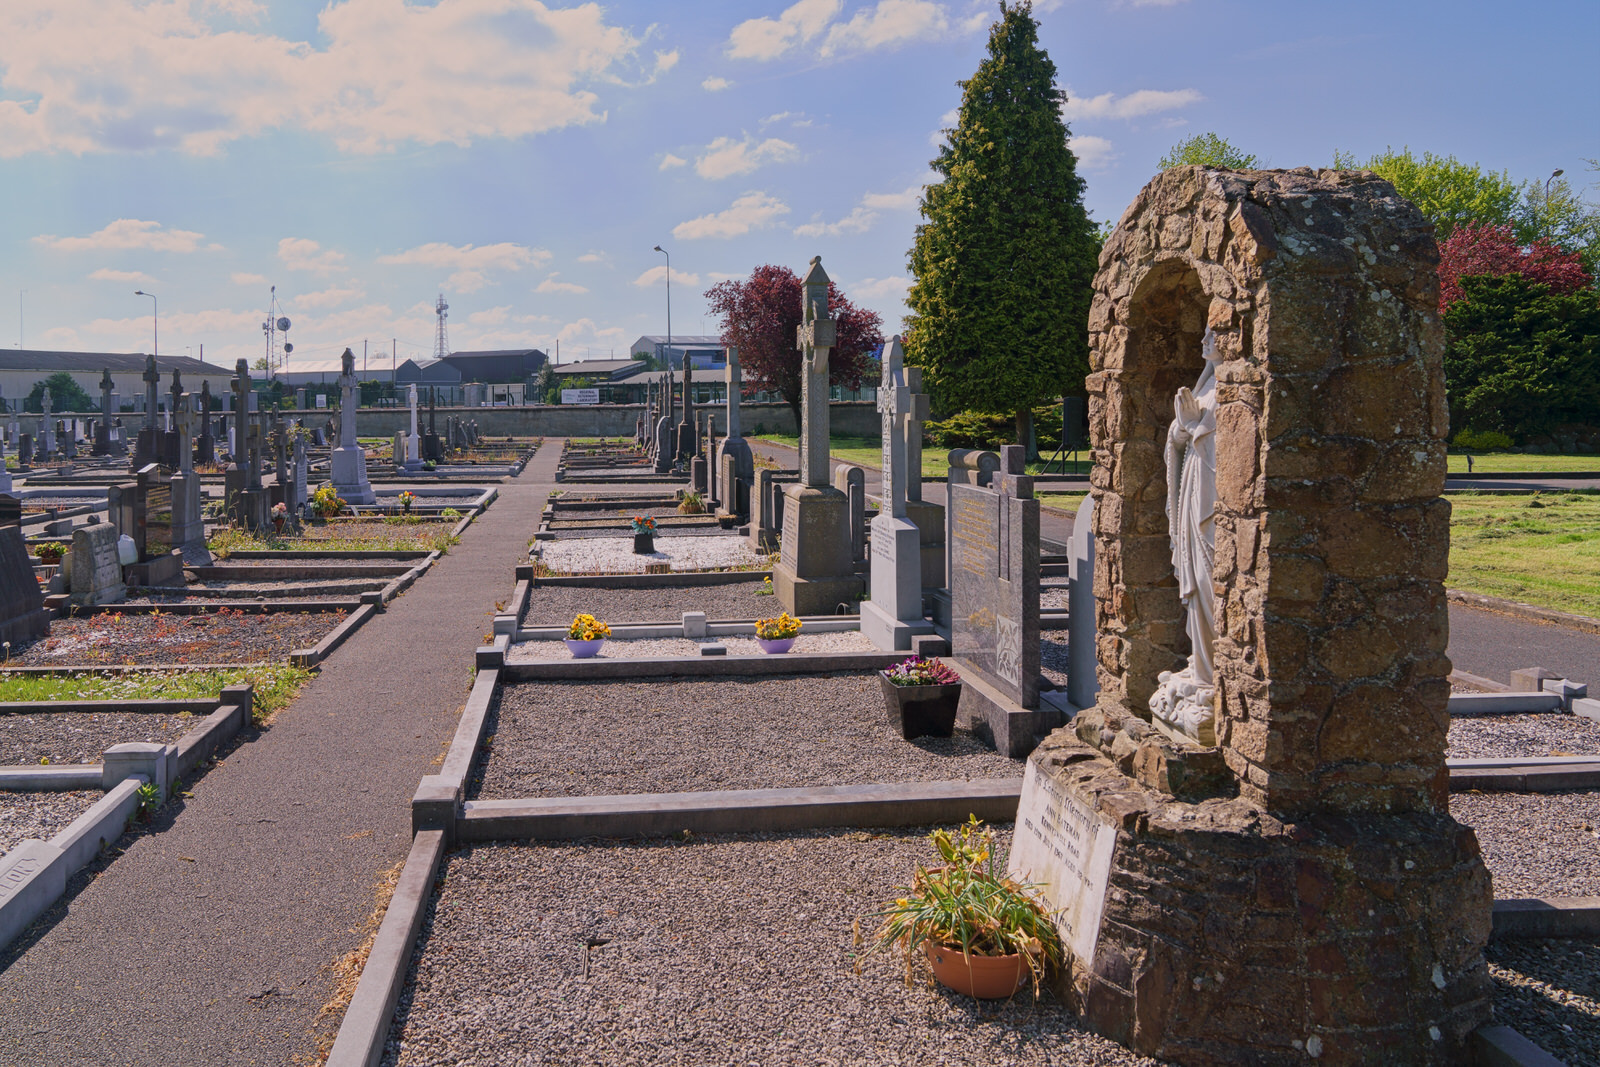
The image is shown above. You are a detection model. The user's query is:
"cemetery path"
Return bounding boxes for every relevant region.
[0,441,565,1067]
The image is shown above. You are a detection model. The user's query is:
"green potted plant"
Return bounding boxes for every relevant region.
[753,612,800,654]
[630,515,657,554]
[880,655,963,740]
[310,484,346,523]
[677,489,706,515]
[33,541,66,565]
[869,817,1062,1000]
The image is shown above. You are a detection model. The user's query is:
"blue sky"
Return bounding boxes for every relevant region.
[1,0,1595,373]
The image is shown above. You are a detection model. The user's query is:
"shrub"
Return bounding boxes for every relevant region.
[1453,428,1516,452]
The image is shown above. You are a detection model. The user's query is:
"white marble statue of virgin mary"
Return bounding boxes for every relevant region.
[1150,326,1221,743]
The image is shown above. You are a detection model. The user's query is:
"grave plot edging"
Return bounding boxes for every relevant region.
[0,697,224,716]
[0,765,101,790]
[173,687,252,782]
[71,600,363,617]
[1491,897,1600,940]
[0,775,145,954]
[1472,1024,1571,1067]
[527,570,772,589]
[379,551,442,606]
[1446,761,1600,792]
[491,578,532,635]
[324,828,446,1067]
[290,603,379,668]
[498,652,903,681]
[412,668,500,843]
[457,778,1027,841]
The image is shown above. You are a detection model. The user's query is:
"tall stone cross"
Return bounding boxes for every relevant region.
[168,368,184,430]
[143,354,160,429]
[100,369,114,434]
[724,345,742,439]
[795,256,836,488]
[676,350,696,461]
[877,337,927,519]
[200,380,213,437]
[338,348,359,448]
[176,393,194,474]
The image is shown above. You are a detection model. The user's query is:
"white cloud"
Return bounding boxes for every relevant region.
[794,206,876,238]
[468,306,510,326]
[659,153,688,170]
[654,50,680,75]
[34,219,213,253]
[278,237,347,274]
[727,0,841,60]
[695,135,800,179]
[577,251,610,265]
[794,184,920,237]
[672,193,790,240]
[862,184,922,211]
[702,76,732,91]
[820,0,952,57]
[295,286,365,310]
[88,268,157,284]
[0,0,652,158]
[536,273,589,295]
[632,265,702,288]
[851,275,911,301]
[1069,134,1118,170]
[1062,87,1202,121]
[377,241,548,293]
[231,272,268,286]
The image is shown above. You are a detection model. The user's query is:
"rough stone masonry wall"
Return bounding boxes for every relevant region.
[1085,167,1450,818]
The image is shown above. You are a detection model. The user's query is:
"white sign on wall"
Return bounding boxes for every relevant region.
[315,394,327,409]
[561,388,600,405]
[1007,760,1119,965]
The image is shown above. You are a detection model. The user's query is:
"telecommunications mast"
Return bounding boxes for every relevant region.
[261,286,291,379]
[433,294,450,360]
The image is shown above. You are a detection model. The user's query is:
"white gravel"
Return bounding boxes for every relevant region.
[0,789,103,855]
[1450,791,1600,898]
[382,828,1162,1067]
[507,631,877,661]
[1448,714,1600,759]
[534,535,769,575]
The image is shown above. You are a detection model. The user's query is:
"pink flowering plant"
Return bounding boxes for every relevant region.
[884,655,961,688]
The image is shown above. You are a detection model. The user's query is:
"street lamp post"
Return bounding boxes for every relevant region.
[1546,168,1565,201]
[133,290,158,364]
[653,245,671,373]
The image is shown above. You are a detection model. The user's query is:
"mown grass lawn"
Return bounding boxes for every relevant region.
[0,666,313,725]
[1447,491,1600,616]
[1449,452,1600,473]
[753,434,1090,479]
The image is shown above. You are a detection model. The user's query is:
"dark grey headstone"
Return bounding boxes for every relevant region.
[948,464,1040,709]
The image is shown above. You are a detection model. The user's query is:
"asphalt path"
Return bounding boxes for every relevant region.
[0,442,562,1066]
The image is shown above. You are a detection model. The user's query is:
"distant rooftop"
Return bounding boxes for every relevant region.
[0,349,233,376]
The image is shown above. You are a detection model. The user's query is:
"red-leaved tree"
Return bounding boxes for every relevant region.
[704,264,884,432]
[1438,222,1592,312]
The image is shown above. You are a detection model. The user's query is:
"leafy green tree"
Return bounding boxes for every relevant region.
[905,1,1098,453]
[1443,274,1600,439]
[1159,132,1259,170]
[1334,146,1521,239]
[25,372,93,413]
[1517,174,1600,278]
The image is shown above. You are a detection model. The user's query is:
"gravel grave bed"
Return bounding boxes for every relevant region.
[371,492,484,506]
[1042,632,1070,690]
[11,610,346,665]
[0,710,199,764]
[382,827,1161,1067]
[1448,714,1600,759]
[535,535,767,573]
[0,790,104,856]
[1041,584,1069,611]
[1488,938,1600,1067]
[205,558,417,569]
[508,631,876,661]
[1449,791,1600,898]
[124,579,382,601]
[524,582,777,626]
[472,672,1020,800]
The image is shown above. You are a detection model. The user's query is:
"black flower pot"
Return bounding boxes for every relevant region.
[633,532,655,554]
[879,672,961,740]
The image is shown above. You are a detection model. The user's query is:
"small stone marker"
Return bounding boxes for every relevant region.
[69,522,126,607]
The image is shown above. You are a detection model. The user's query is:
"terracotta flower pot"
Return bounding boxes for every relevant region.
[755,636,794,654]
[273,518,285,534]
[924,942,1028,1000]
[878,673,961,740]
[565,638,605,658]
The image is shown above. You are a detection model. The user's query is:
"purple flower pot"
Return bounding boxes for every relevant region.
[755,636,795,654]
[565,638,605,659]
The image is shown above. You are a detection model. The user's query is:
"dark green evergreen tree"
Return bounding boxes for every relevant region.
[25,372,93,413]
[905,1,1098,453]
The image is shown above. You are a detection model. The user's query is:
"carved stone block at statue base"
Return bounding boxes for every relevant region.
[772,484,861,617]
[1014,731,1492,1067]
[329,446,376,506]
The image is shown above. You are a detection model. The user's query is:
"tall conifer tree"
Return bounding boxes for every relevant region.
[905,1,1097,451]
